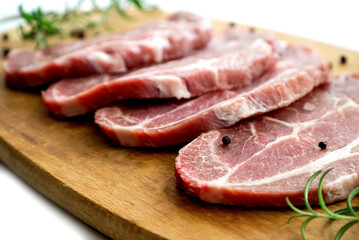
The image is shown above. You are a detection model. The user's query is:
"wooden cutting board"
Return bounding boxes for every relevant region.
[1,9,359,240]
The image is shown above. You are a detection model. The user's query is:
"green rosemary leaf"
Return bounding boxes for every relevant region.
[19,5,33,23]
[317,168,335,216]
[35,33,49,48]
[18,25,31,39]
[331,206,359,218]
[334,220,359,240]
[304,169,322,214]
[17,4,62,47]
[286,197,309,216]
[17,0,147,48]
[128,0,145,10]
[288,213,307,222]
[347,187,359,217]
[301,216,316,240]
[287,168,359,239]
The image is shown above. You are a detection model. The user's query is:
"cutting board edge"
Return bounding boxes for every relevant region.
[0,136,168,240]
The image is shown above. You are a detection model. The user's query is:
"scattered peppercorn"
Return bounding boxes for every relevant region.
[328,61,333,70]
[249,27,256,33]
[222,136,231,145]
[2,33,9,41]
[78,31,85,39]
[318,141,327,149]
[229,22,236,27]
[340,55,347,65]
[2,47,10,58]
[70,29,85,39]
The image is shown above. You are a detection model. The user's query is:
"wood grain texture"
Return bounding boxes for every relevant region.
[0,9,359,240]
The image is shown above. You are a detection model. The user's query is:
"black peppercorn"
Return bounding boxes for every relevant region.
[229,22,236,27]
[328,61,333,70]
[318,141,327,149]
[2,47,10,58]
[222,136,231,145]
[249,27,256,33]
[2,33,8,41]
[340,55,347,65]
[70,29,85,39]
[77,31,85,39]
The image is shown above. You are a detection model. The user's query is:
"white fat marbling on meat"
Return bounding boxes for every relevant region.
[51,75,113,117]
[213,98,359,187]
[236,135,359,187]
[51,88,87,116]
[185,59,220,86]
[279,40,288,49]
[87,52,117,72]
[150,75,191,99]
[117,39,273,93]
[213,68,319,126]
[109,115,140,146]
[250,122,257,136]
[95,108,140,146]
[249,38,271,52]
[323,173,359,203]
[214,97,252,125]
[107,39,272,100]
[140,36,170,63]
[303,102,316,111]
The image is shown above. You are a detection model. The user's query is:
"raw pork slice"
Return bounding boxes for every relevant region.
[94,44,330,147]
[42,28,280,117]
[4,12,212,88]
[175,73,359,207]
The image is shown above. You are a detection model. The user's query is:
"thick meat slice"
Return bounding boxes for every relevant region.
[175,73,359,207]
[94,44,330,147]
[42,28,280,117]
[4,12,212,88]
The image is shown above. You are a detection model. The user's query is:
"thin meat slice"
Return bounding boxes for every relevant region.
[175,73,359,207]
[42,28,280,117]
[94,44,330,147]
[4,12,212,88]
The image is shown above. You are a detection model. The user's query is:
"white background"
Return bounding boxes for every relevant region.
[0,1,358,239]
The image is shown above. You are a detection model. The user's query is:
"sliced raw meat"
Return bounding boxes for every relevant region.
[175,73,359,207]
[42,28,280,117]
[94,44,330,147]
[4,12,212,88]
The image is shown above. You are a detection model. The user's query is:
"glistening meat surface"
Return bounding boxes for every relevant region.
[94,44,330,147]
[4,12,212,88]
[175,73,359,207]
[42,28,280,117]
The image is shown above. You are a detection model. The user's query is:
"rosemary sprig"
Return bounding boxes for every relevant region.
[18,5,61,48]
[286,168,359,240]
[17,0,146,48]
